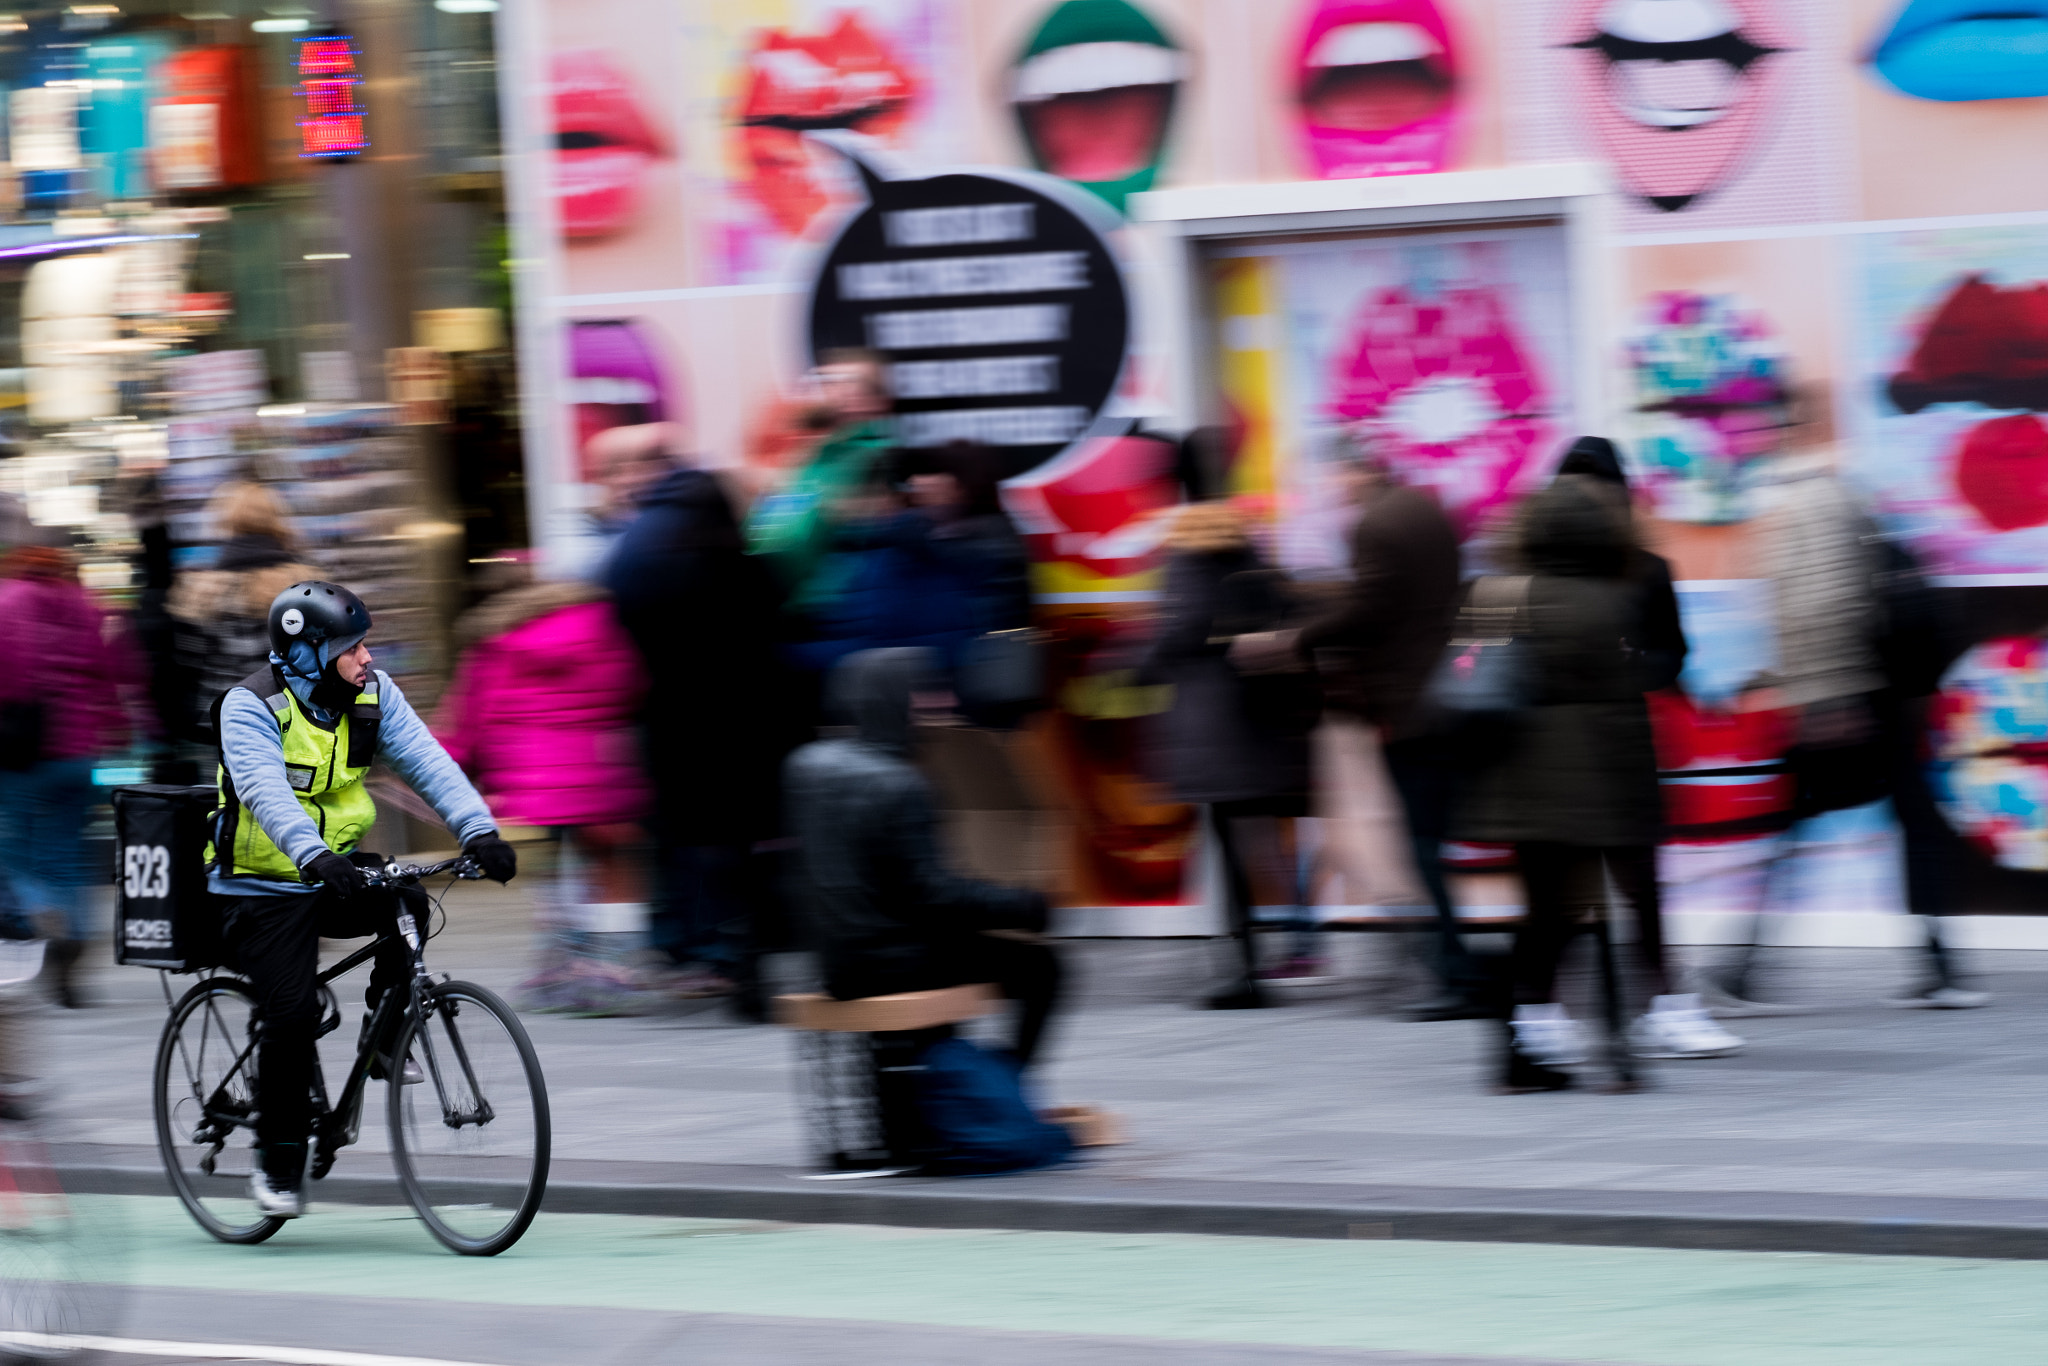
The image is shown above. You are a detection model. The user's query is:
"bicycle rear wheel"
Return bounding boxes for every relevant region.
[153,978,284,1245]
[389,980,549,1255]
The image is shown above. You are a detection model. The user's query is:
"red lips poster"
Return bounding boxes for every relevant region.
[1849,225,2048,580]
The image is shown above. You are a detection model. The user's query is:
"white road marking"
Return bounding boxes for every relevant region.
[0,1331,506,1366]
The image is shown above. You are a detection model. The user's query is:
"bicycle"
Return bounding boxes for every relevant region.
[152,856,550,1256]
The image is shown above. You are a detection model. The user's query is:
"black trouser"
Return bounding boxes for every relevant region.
[829,933,1064,1067]
[224,875,426,1168]
[1385,735,1483,999]
[1511,842,1667,1014]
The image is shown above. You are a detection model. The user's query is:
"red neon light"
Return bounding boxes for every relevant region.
[298,38,355,76]
[296,35,366,157]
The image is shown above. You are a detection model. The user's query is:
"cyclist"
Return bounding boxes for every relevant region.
[208,581,517,1218]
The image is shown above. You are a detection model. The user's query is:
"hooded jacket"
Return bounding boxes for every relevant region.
[784,648,1047,996]
[434,581,652,829]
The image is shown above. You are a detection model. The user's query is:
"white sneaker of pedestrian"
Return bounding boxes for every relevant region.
[247,1170,303,1219]
[0,940,45,989]
[1630,994,1745,1059]
[1887,985,1992,1009]
[1511,1003,1587,1067]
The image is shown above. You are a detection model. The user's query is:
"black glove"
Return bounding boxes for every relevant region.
[465,834,517,884]
[303,850,368,899]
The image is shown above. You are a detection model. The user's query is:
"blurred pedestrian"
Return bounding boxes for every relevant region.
[1239,441,1470,1017]
[1716,443,1981,1010]
[814,442,1035,717]
[786,649,1061,1067]
[167,483,320,766]
[605,449,800,1012]
[1456,476,1737,1093]
[567,421,687,580]
[746,351,897,653]
[0,530,135,1006]
[1550,436,1732,1058]
[436,562,654,1014]
[1145,501,1317,1009]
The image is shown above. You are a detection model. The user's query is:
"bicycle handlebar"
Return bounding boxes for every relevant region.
[360,854,484,887]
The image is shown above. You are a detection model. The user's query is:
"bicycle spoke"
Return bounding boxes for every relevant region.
[389,982,548,1255]
[155,981,282,1245]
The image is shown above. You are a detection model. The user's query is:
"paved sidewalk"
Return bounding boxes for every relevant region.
[40,884,2048,1257]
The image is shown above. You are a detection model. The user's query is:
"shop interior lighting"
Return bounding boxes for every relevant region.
[302,252,349,260]
[0,14,26,33]
[252,18,309,32]
[434,0,499,11]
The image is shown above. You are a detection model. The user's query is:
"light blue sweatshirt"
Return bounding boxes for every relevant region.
[209,667,496,898]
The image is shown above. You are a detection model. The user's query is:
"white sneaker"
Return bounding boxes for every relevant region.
[1888,985,1992,1009]
[1512,1003,1588,1067]
[1631,994,1745,1059]
[248,1170,303,1219]
[0,940,45,988]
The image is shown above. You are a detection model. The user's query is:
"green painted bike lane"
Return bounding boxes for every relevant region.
[83,1196,2048,1365]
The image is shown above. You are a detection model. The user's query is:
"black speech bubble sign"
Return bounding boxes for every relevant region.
[807,133,1130,480]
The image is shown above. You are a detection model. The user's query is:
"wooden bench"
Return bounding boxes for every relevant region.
[775,985,997,1174]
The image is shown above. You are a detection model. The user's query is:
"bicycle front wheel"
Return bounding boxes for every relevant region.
[388,980,549,1255]
[153,977,284,1245]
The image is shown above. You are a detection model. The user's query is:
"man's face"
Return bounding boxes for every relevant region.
[816,362,888,424]
[335,640,374,687]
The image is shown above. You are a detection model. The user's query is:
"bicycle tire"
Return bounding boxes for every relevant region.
[153,977,285,1246]
[388,980,549,1256]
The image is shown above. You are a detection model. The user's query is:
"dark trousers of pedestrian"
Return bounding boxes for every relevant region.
[1384,734,1485,1003]
[225,873,425,1181]
[1879,692,1958,988]
[1510,842,1668,1014]
[651,837,747,974]
[1207,797,1308,1006]
[829,933,1064,1068]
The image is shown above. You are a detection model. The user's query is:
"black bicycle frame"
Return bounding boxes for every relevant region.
[174,905,446,1174]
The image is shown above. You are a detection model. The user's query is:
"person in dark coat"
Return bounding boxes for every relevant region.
[1456,474,1737,1091]
[604,461,803,1011]
[1144,501,1316,1008]
[1548,437,1746,1062]
[785,648,1061,1065]
[1239,448,1469,1017]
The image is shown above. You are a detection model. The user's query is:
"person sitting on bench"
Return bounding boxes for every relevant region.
[785,648,1061,1067]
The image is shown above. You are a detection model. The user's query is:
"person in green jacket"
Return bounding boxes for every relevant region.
[745,349,896,625]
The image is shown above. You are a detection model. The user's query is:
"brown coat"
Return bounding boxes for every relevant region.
[1296,483,1462,737]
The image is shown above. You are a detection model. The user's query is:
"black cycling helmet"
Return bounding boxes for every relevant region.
[268,581,372,658]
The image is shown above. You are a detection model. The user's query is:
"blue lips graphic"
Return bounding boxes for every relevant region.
[1870,0,2048,101]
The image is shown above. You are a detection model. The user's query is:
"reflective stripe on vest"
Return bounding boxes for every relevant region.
[207,672,381,881]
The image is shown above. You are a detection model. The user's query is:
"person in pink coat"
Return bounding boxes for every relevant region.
[0,537,137,1008]
[435,570,654,1013]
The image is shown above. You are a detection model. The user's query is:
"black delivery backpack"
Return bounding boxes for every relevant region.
[111,784,225,972]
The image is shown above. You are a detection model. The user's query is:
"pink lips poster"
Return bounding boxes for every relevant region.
[1848,224,2048,582]
[1226,224,1577,565]
[1503,0,1851,234]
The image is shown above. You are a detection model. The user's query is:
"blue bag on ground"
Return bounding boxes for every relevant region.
[914,1037,1074,1175]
